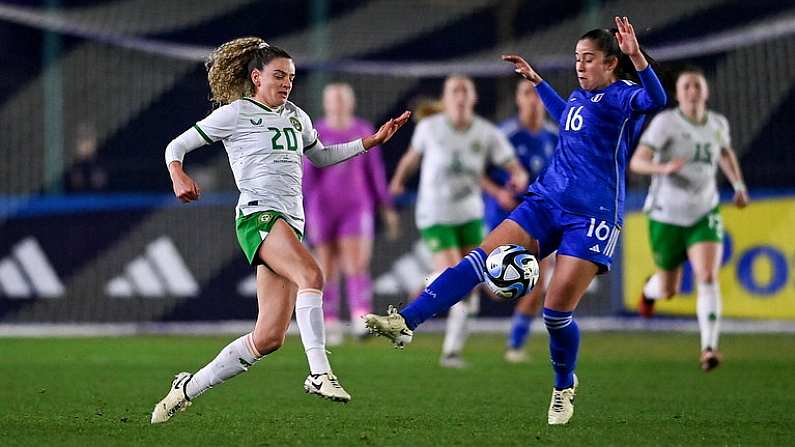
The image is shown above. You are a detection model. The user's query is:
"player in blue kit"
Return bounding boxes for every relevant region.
[366,17,666,425]
[481,80,557,363]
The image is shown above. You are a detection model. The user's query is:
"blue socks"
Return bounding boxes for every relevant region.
[398,248,580,392]
[400,248,487,329]
[543,308,579,390]
[507,313,533,350]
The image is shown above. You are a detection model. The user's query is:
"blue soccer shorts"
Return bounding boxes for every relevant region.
[506,193,621,273]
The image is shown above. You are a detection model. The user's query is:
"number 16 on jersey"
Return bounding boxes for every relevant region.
[565,106,584,131]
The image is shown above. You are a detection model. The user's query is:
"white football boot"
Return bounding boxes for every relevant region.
[439,352,469,369]
[363,305,414,349]
[150,372,192,424]
[547,374,578,425]
[504,348,530,364]
[304,372,351,402]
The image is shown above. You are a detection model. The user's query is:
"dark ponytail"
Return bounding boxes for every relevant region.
[579,28,658,83]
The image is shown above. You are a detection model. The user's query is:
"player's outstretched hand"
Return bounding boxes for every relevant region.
[501,54,542,85]
[364,111,412,149]
[169,163,201,203]
[614,16,640,57]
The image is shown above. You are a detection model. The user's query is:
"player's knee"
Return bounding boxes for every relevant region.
[252,330,285,355]
[297,263,325,290]
[695,271,718,284]
[659,285,677,299]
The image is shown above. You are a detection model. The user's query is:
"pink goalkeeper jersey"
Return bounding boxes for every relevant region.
[303,117,391,220]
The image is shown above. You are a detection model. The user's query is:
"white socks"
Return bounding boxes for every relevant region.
[183,289,332,401]
[644,273,721,351]
[185,333,261,400]
[696,281,721,351]
[642,273,665,300]
[442,293,474,356]
[295,288,331,375]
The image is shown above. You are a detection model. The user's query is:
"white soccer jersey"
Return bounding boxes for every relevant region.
[639,108,731,226]
[411,114,516,228]
[194,97,318,232]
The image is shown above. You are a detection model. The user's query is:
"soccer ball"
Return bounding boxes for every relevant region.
[484,244,540,301]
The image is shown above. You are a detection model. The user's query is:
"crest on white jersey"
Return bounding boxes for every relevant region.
[591,93,604,103]
[289,117,303,131]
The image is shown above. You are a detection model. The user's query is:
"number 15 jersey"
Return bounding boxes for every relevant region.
[639,108,730,226]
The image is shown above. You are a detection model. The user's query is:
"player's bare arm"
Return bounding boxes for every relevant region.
[389,148,422,196]
[719,145,749,208]
[629,145,686,176]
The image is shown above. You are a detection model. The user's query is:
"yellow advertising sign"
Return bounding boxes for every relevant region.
[623,197,795,319]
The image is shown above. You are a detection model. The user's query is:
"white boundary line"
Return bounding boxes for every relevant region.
[1,317,794,337]
[0,3,793,71]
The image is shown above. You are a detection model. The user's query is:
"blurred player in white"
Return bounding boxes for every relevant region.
[390,75,528,368]
[151,37,409,423]
[484,80,558,363]
[630,66,749,371]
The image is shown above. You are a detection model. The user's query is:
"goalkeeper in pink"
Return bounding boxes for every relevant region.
[303,83,399,344]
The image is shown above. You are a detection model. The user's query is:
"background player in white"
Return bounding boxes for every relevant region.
[390,75,528,368]
[483,80,558,363]
[630,66,749,371]
[151,37,410,423]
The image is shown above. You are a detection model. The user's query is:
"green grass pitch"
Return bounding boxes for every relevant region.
[1,332,792,446]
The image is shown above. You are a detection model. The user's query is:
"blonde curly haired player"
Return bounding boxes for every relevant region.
[151,37,410,423]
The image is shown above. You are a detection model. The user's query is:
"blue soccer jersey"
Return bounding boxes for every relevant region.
[483,118,558,229]
[529,68,665,226]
